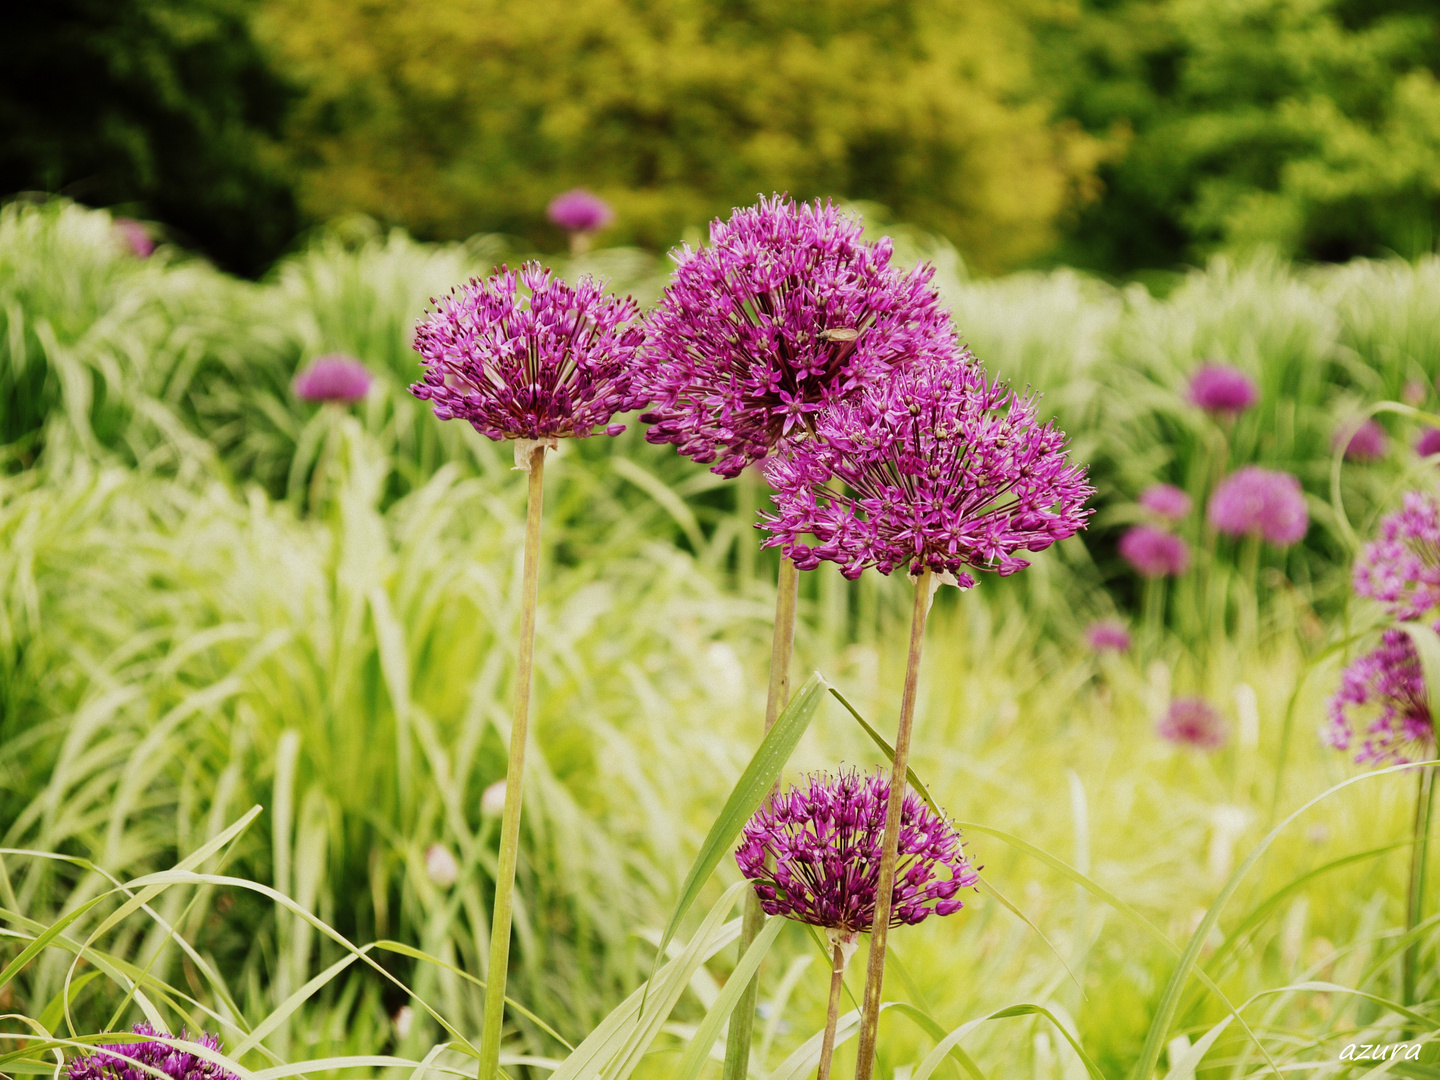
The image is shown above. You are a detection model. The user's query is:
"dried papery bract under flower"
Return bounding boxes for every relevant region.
[1327,628,1437,766]
[640,194,956,477]
[1354,492,1440,621]
[67,1023,237,1080]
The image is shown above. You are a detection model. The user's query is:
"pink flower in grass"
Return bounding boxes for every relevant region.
[1158,697,1230,751]
[1086,620,1132,653]
[1207,467,1308,545]
[1119,525,1190,578]
[1188,365,1257,417]
[1334,418,1388,462]
[294,355,373,404]
[1138,483,1192,521]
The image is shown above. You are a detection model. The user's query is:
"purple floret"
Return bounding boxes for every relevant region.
[735,769,978,933]
[640,195,956,478]
[410,262,648,441]
[546,189,614,234]
[1118,524,1190,578]
[1326,628,1436,767]
[67,1024,236,1080]
[1353,491,1440,621]
[1207,466,1308,545]
[1158,697,1230,751]
[1138,483,1192,521]
[294,355,372,404]
[1188,365,1258,416]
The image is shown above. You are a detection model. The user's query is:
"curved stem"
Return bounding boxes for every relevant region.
[816,944,848,1080]
[1404,764,1436,1010]
[478,446,547,1080]
[854,568,932,1080]
[722,557,800,1080]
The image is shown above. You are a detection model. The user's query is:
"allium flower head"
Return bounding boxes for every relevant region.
[294,355,372,404]
[1326,628,1436,767]
[1353,491,1440,620]
[114,218,155,258]
[1158,697,1230,751]
[67,1024,236,1080]
[1138,483,1192,521]
[1417,429,1440,457]
[410,262,648,441]
[1118,524,1190,578]
[760,351,1093,581]
[546,189,614,234]
[735,769,978,933]
[1086,620,1133,653]
[640,195,955,477]
[1335,418,1388,462]
[1188,365,1258,416]
[1207,466,1308,545]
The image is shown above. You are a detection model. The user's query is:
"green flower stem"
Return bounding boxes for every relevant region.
[816,943,848,1080]
[854,567,932,1080]
[478,445,547,1080]
[720,556,800,1080]
[1404,763,1436,1009]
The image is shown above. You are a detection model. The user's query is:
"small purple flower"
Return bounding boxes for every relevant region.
[1326,628,1436,767]
[1418,428,1440,457]
[641,195,956,477]
[67,1023,237,1080]
[294,355,373,404]
[1403,380,1428,407]
[1138,483,1192,521]
[1207,466,1308,545]
[1086,620,1132,653]
[114,218,155,258]
[760,351,1093,581]
[735,769,978,933]
[546,189,614,234]
[411,262,648,441]
[1118,524,1190,578]
[1187,365,1258,416]
[1353,491,1440,620]
[1334,418,1388,462]
[1158,697,1230,751]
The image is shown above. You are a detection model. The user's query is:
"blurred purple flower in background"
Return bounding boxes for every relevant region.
[1334,418,1388,461]
[1353,491,1440,621]
[1417,429,1440,457]
[1086,620,1132,653]
[1187,364,1257,416]
[1326,628,1435,766]
[1207,466,1308,545]
[1158,697,1230,750]
[114,218,155,258]
[1119,524,1190,578]
[736,769,978,933]
[294,354,373,404]
[411,262,648,441]
[546,189,614,234]
[642,195,955,477]
[1138,483,1192,521]
[68,1024,236,1080]
[1404,379,1429,406]
[761,351,1093,581]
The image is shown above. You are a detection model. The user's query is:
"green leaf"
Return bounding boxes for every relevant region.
[1401,621,1440,725]
[670,917,785,1080]
[36,969,102,1035]
[826,683,942,816]
[910,1003,1106,1080]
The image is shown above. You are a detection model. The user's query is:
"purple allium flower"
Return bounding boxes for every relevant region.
[294,354,373,404]
[1404,380,1428,407]
[1158,697,1230,751]
[735,769,978,933]
[1326,628,1436,766]
[1417,429,1440,457]
[1187,365,1258,416]
[1118,524,1190,578]
[640,195,955,478]
[67,1023,236,1080]
[1353,491,1440,621]
[1334,418,1388,462]
[410,262,648,441]
[546,189,614,234]
[759,351,1093,581]
[114,218,155,258]
[1086,619,1133,653]
[1138,483,1192,521]
[1207,466,1308,545]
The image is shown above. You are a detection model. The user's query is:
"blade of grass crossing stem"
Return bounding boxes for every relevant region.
[648,674,825,985]
[1159,1016,1233,1080]
[910,1004,1106,1080]
[672,918,785,1080]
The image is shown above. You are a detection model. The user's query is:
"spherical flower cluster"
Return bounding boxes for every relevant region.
[641,195,955,477]
[294,355,373,404]
[735,769,978,933]
[1417,429,1440,458]
[760,352,1093,581]
[67,1024,236,1080]
[1158,697,1230,751]
[1335,418,1388,462]
[1353,492,1440,621]
[411,262,648,441]
[1138,483,1192,521]
[546,189,614,234]
[1119,524,1190,578]
[1207,466,1308,545]
[1188,365,1258,416]
[1326,629,1436,766]
[1086,620,1132,653]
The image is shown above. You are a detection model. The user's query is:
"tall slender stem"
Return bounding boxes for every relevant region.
[478,446,547,1080]
[1404,764,1436,1009]
[816,944,848,1080]
[854,568,932,1080]
[721,557,800,1080]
